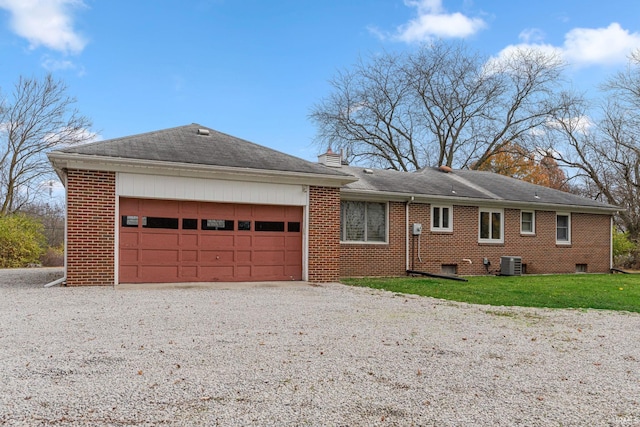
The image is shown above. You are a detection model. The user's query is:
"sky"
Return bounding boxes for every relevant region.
[1,0,640,168]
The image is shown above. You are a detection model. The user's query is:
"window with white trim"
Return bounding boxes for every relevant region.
[521,211,535,234]
[340,201,387,243]
[431,205,453,232]
[556,213,571,244]
[479,208,503,243]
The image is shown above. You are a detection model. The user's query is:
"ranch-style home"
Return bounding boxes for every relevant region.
[47,123,618,286]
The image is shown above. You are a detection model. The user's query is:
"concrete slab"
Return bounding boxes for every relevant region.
[115,281,313,290]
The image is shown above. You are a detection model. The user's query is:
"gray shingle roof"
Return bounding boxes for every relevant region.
[342,166,618,211]
[55,123,617,211]
[57,123,352,178]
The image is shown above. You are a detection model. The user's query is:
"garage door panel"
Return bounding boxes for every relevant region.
[237,250,252,262]
[140,265,179,281]
[119,198,302,283]
[254,235,285,248]
[120,265,139,279]
[182,250,198,262]
[140,232,179,246]
[140,249,179,263]
[200,250,235,262]
[120,232,139,246]
[254,250,285,263]
[180,266,198,277]
[285,250,303,265]
[285,265,303,280]
[200,265,235,280]
[236,235,252,247]
[200,234,234,246]
[141,199,180,215]
[253,265,286,278]
[180,234,198,246]
[120,249,138,262]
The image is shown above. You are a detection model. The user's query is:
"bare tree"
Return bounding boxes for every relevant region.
[548,52,640,240]
[310,40,574,171]
[0,74,93,215]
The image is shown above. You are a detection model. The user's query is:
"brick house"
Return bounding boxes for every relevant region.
[48,124,618,286]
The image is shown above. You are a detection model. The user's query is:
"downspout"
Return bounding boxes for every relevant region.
[406,196,414,271]
[610,215,614,270]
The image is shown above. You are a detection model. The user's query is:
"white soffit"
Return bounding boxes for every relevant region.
[117,172,308,206]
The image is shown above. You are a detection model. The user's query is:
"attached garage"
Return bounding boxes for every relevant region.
[119,198,303,283]
[48,124,356,286]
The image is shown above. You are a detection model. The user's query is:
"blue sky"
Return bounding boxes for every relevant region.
[1,0,640,165]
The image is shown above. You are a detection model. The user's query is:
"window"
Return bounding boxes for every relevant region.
[287,222,301,232]
[521,211,535,234]
[255,221,285,232]
[182,218,198,230]
[142,217,179,229]
[238,221,251,231]
[201,219,234,231]
[431,206,452,232]
[479,208,503,243]
[121,215,138,227]
[340,201,387,243]
[556,213,571,244]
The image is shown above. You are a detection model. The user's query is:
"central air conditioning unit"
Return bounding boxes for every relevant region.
[500,256,522,276]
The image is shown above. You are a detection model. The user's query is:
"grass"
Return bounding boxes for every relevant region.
[342,274,640,313]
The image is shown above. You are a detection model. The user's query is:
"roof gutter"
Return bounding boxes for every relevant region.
[47,152,359,188]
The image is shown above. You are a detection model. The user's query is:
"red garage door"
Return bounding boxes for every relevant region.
[119,198,303,283]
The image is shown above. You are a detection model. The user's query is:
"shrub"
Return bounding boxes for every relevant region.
[41,244,64,267]
[0,214,46,268]
[612,230,637,268]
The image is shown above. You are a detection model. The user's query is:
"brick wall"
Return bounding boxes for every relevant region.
[307,186,341,282]
[340,202,612,277]
[66,169,116,286]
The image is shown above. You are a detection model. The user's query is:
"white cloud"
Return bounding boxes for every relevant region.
[380,0,486,42]
[0,0,87,54]
[494,23,640,69]
[41,55,85,76]
[563,23,640,67]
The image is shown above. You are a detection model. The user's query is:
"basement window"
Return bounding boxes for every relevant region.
[576,264,587,273]
[142,217,179,229]
[441,264,457,275]
[202,219,234,231]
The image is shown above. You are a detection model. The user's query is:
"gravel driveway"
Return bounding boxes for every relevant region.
[1,268,639,426]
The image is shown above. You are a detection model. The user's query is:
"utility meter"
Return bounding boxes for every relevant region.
[412,223,423,235]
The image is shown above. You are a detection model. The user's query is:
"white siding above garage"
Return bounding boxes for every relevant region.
[117,172,308,206]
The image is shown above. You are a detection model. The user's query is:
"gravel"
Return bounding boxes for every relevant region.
[1,268,640,426]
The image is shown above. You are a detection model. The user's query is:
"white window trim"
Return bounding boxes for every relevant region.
[431,205,453,232]
[478,208,504,244]
[556,212,571,245]
[340,201,389,244]
[520,210,535,235]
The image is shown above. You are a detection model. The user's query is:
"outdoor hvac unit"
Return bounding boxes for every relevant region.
[500,256,522,276]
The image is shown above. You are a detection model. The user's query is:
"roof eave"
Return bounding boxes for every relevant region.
[47,152,358,187]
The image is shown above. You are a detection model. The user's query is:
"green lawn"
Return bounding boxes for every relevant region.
[342,274,640,312]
